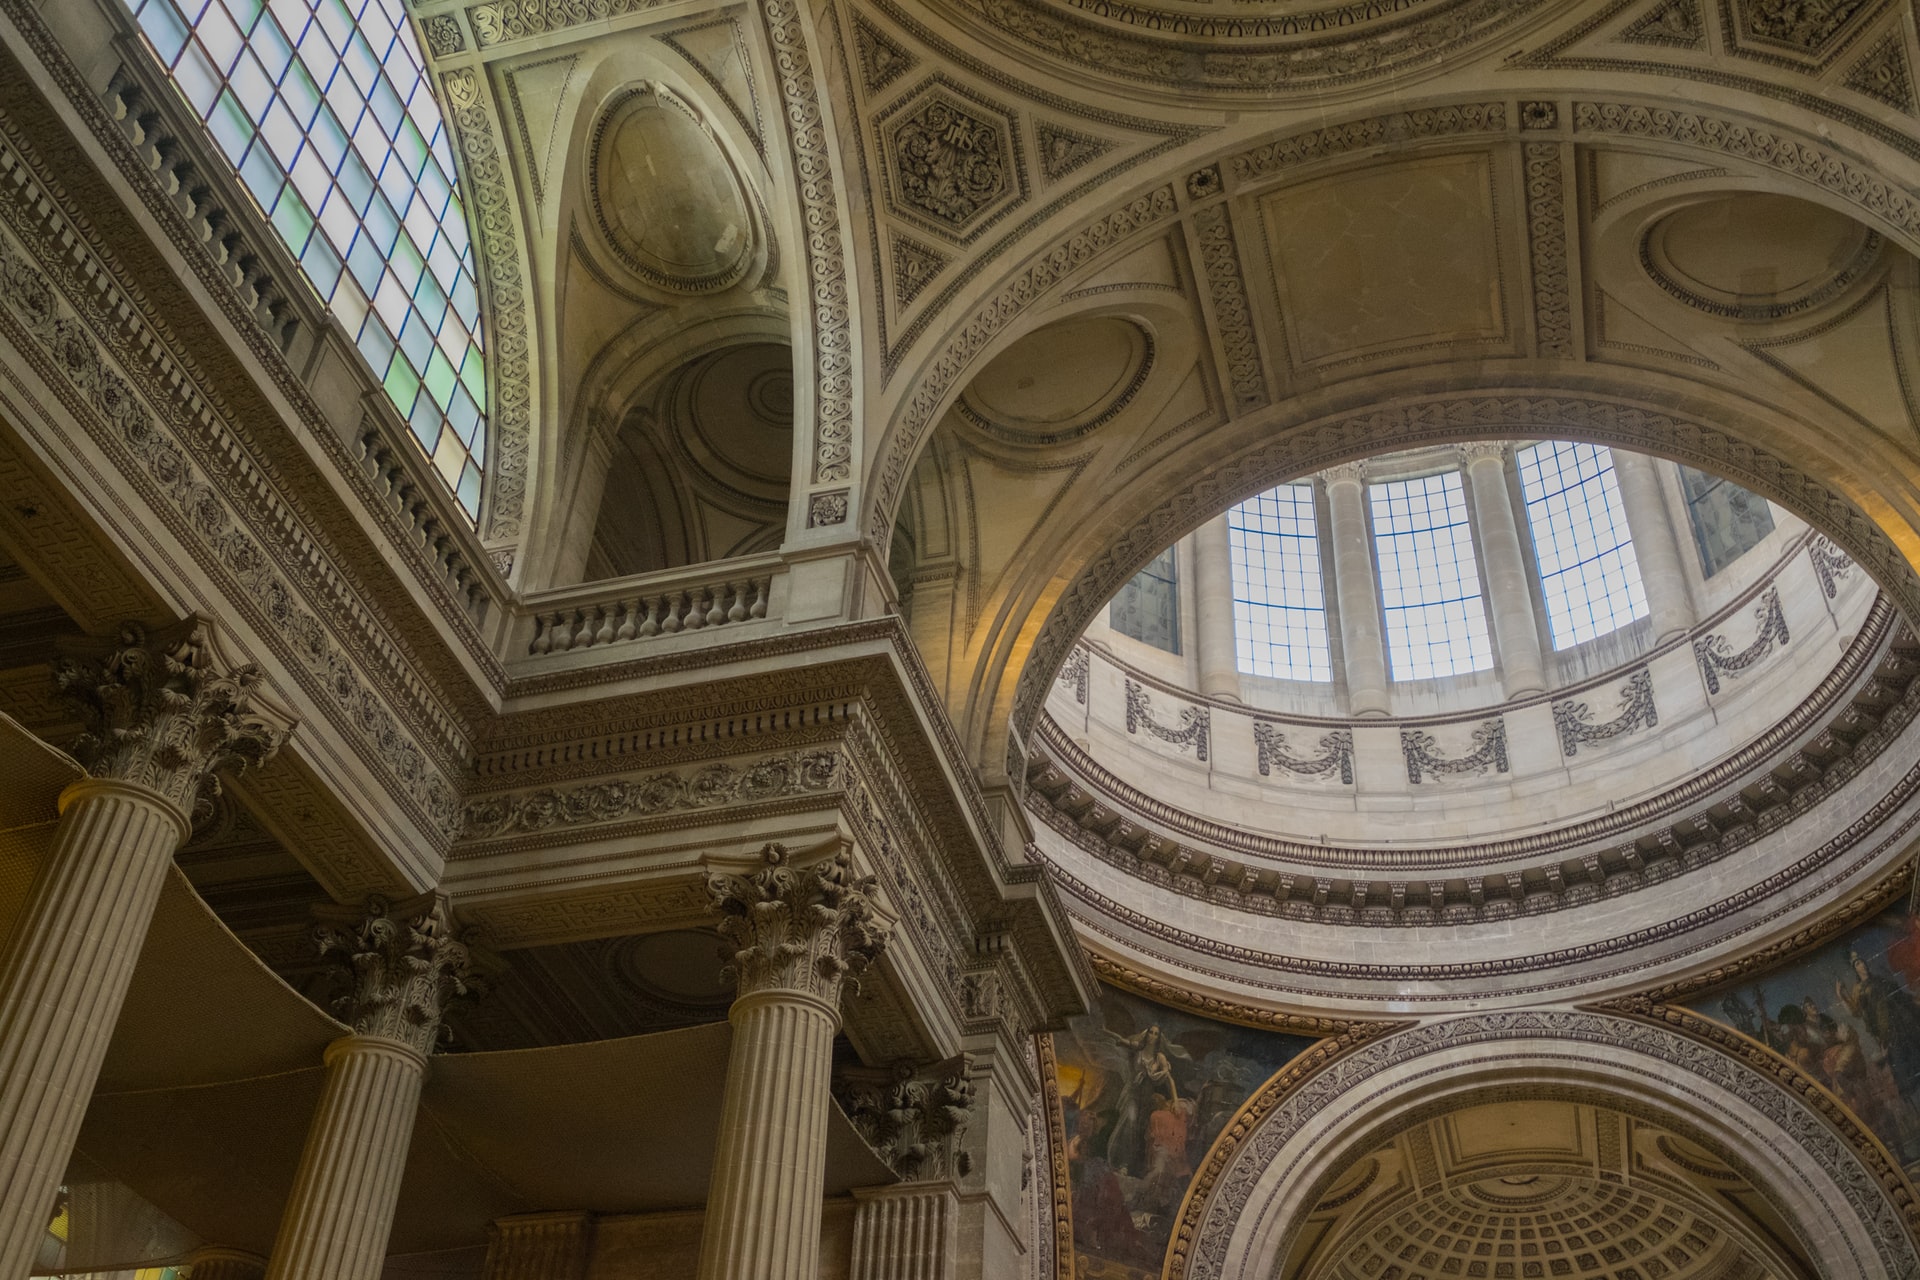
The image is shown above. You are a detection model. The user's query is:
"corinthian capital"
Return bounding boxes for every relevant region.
[707,844,890,1005]
[1457,440,1511,465]
[315,893,472,1056]
[52,618,286,815]
[834,1054,976,1181]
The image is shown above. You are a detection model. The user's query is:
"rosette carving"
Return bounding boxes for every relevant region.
[52,619,285,814]
[707,844,890,1004]
[315,893,473,1056]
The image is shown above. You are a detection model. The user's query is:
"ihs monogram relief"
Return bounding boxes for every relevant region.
[878,82,1022,242]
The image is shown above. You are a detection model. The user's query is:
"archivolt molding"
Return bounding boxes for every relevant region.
[441,67,536,546]
[1176,1010,1919,1280]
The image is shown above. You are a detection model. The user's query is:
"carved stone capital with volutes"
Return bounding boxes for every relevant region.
[52,618,286,816]
[834,1054,976,1181]
[314,892,472,1056]
[707,844,890,1006]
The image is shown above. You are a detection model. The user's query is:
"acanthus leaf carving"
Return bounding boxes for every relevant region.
[314,892,474,1056]
[707,844,890,1004]
[53,618,286,815]
[834,1053,975,1180]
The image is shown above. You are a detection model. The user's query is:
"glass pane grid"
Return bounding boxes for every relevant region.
[1109,548,1180,655]
[1229,485,1332,682]
[1370,471,1494,681]
[1518,443,1650,649]
[128,0,487,520]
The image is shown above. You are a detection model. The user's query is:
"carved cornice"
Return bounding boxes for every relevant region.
[707,844,890,1005]
[314,893,474,1056]
[52,618,285,815]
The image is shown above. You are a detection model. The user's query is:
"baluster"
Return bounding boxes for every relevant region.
[594,604,617,647]
[639,594,662,638]
[530,613,555,655]
[706,585,727,627]
[749,577,769,619]
[551,609,577,653]
[662,592,685,634]
[685,588,709,630]
[726,581,748,623]
[615,599,638,642]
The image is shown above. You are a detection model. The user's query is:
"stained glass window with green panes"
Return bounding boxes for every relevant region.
[123,0,488,519]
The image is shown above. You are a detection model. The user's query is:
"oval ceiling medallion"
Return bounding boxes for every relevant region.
[1641,192,1880,321]
[958,315,1153,446]
[590,85,753,294]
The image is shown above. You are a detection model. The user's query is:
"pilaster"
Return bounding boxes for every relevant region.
[1323,465,1390,716]
[1460,444,1547,697]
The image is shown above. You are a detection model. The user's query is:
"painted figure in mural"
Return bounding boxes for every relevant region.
[1837,948,1920,1107]
[1101,1025,1189,1178]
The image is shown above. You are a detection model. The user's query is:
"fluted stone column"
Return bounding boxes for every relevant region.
[697,845,889,1280]
[1610,447,1695,641]
[0,621,282,1280]
[265,895,471,1280]
[1324,465,1390,716]
[850,1186,958,1280]
[1461,444,1547,698]
[1191,516,1242,701]
[840,1056,974,1280]
[188,1245,268,1280]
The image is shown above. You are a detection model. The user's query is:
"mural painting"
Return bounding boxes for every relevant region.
[1053,982,1317,1278]
[1689,890,1920,1172]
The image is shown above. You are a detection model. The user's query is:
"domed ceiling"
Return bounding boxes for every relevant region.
[1287,1101,1805,1280]
[1025,443,1920,1013]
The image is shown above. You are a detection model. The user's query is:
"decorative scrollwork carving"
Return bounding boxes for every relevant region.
[53,619,285,814]
[706,844,889,1004]
[1124,679,1209,761]
[1695,587,1789,695]
[461,751,841,840]
[1253,722,1352,784]
[1400,719,1507,784]
[314,893,473,1056]
[1553,667,1657,758]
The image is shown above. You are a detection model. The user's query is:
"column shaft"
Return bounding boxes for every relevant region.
[1191,518,1242,701]
[266,1036,427,1280]
[850,1186,956,1280]
[188,1246,268,1280]
[697,991,840,1280]
[0,779,187,1280]
[1463,450,1547,697]
[1325,473,1390,716]
[1610,448,1695,641]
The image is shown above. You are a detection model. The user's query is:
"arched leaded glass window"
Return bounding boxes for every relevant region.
[1229,485,1332,682]
[126,0,488,518]
[1517,442,1649,648]
[1370,470,1494,681]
